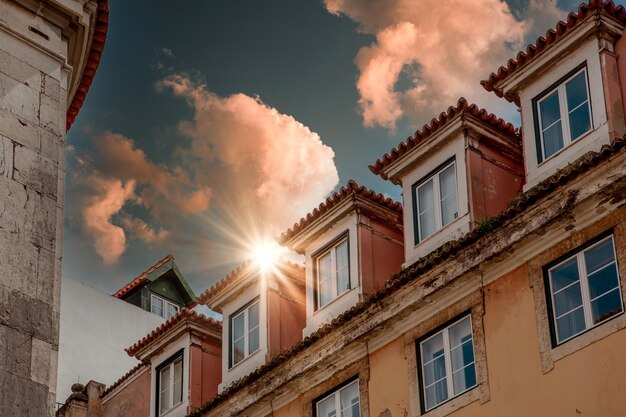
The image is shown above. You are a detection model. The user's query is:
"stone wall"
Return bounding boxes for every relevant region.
[0,1,98,415]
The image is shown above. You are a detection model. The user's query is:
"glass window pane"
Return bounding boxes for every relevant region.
[159,366,171,413]
[568,102,591,140]
[550,258,580,292]
[173,359,183,405]
[448,317,471,350]
[317,395,337,417]
[423,355,447,387]
[556,307,586,342]
[566,71,589,110]
[591,288,622,324]
[152,296,164,318]
[233,337,245,364]
[418,180,436,241]
[340,381,360,417]
[318,253,332,307]
[425,379,448,411]
[542,121,564,158]
[248,302,259,329]
[166,303,178,320]
[539,91,561,128]
[248,326,260,353]
[584,239,615,275]
[587,263,619,300]
[452,362,476,395]
[553,281,583,317]
[439,164,457,226]
[232,313,244,340]
[336,241,350,295]
[421,333,444,363]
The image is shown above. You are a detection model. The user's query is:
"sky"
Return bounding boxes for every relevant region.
[63,0,606,296]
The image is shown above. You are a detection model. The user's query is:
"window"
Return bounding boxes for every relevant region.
[418,315,476,412]
[151,294,180,320]
[546,235,622,345]
[412,161,458,244]
[230,299,260,367]
[535,66,592,162]
[156,352,183,416]
[315,237,350,309]
[315,379,360,417]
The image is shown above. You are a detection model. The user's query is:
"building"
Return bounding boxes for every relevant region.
[56,256,196,404]
[56,1,626,417]
[0,1,108,416]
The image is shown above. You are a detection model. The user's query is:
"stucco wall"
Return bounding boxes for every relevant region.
[103,368,151,417]
[57,278,164,403]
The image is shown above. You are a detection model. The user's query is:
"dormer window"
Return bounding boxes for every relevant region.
[413,160,458,244]
[315,235,350,309]
[230,299,260,367]
[535,65,592,162]
[151,294,180,320]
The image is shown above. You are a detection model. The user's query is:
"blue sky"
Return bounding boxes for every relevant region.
[63,0,603,295]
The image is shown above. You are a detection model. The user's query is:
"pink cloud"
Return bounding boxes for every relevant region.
[120,216,169,244]
[324,0,566,131]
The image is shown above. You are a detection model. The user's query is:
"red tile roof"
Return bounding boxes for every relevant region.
[481,0,626,103]
[197,258,305,306]
[277,180,403,245]
[369,98,518,183]
[126,309,221,358]
[66,0,110,131]
[100,363,147,398]
[112,254,174,299]
[188,134,626,417]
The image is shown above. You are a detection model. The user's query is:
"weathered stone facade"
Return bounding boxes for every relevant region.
[0,1,104,415]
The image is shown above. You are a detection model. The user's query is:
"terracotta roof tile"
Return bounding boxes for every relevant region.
[197,258,305,306]
[100,363,146,398]
[126,309,221,358]
[481,0,626,103]
[187,135,626,417]
[369,98,518,182]
[277,180,403,245]
[66,0,109,131]
[112,254,174,299]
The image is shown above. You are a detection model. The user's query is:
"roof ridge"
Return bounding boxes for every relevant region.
[369,97,517,181]
[481,0,626,102]
[112,254,174,298]
[277,180,403,246]
[126,309,221,358]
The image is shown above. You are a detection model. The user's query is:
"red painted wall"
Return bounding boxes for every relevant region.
[466,140,524,225]
[607,35,626,139]
[267,275,306,358]
[189,338,222,412]
[103,368,151,417]
[359,218,404,296]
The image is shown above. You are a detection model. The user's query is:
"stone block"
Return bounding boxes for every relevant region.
[39,128,62,162]
[30,337,52,386]
[36,246,55,302]
[0,71,39,124]
[39,93,61,134]
[0,370,49,417]
[13,143,58,197]
[0,324,32,378]
[23,189,57,251]
[0,284,57,345]
[0,228,39,295]
[43,74,60,101]
[0,47,42,91]
[0,105,40,151]
[0,134,13,177]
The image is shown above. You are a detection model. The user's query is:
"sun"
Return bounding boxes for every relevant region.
[251,240,283,271]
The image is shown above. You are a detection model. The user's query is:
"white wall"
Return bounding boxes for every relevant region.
[56,277,165,403]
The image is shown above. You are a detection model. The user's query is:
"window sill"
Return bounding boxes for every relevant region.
[537,126,595,167]
[228,348,262,372]
[314,285,359,315]
[412,213,468,251]
[159,400,184,417]
[419,386,480,417]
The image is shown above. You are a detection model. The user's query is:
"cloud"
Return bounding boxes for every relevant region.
[324,0,566,130]
[79,175,136,265]
[73,78,339,265]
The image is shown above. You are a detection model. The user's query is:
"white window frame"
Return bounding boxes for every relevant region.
[315,237,351,310]
[536,66,593,162]
[419,315,476,412]
[151,293,180,320]
[547,235,623,345]
[413,160,458,245]
[229,299,260,368]
[157,352,183,416]
[314,379,361,417]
